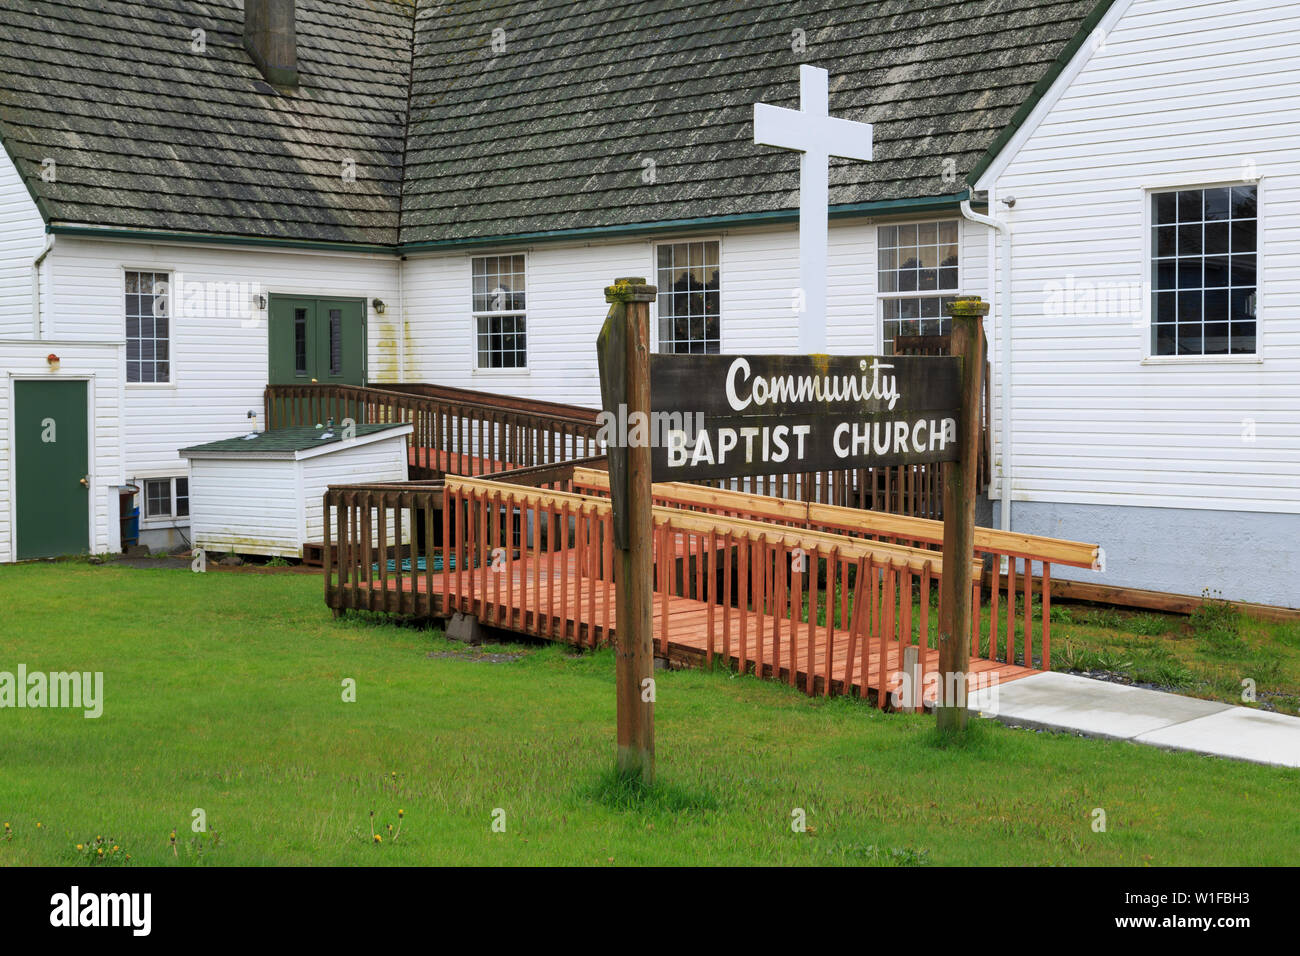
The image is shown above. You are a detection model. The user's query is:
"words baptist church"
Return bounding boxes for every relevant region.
[0,0,1296,609]
[648,354,961,479]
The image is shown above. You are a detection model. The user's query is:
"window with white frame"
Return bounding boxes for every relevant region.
[656,240,720,353]
[143,477,188,521]
[472,254,527,369]
[1151,185,1257,356]
[125,270,171,382]
[877,220,959,354]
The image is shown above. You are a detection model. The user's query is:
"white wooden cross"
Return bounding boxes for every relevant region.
[754,65,874,353]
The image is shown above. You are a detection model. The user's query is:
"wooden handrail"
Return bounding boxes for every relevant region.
[570,467,1099,569]
[444,476,978,578]
[266,382,602,478]
[377,382,601,423]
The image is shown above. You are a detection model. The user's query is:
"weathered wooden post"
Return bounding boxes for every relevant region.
[936,296,988,732]
[598,277,656,783]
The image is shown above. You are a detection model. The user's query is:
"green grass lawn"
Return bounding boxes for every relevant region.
[1043,600,1300,715]
[1,561,1297,866]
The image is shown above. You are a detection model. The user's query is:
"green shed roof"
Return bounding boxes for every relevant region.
[179,423,410,457]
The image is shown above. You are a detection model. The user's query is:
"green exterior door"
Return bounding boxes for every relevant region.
[268,296,366,386]
[14,380,90,559]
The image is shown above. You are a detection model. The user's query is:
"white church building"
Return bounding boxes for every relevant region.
[0,0,1295,608]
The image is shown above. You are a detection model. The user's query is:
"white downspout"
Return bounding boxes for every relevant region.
[31,233,54,338]
[959,190,1013,532]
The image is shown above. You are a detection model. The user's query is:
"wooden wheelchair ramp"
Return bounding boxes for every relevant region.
[322,475,1095,710]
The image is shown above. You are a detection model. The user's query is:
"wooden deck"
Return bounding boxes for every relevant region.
[351,550,1040,709]
[409,447,517,476]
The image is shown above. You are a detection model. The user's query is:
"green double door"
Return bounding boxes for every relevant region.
[14,380,90,559]
[268,297,366,386]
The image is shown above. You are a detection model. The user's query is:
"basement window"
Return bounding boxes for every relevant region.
[143,477,189,521]
[125,270,171,383]
[1151,185,1257,356]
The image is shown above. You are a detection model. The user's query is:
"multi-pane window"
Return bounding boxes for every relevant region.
[125,270,171,382]
[143,477,188,520]
[472,255,527,369]
[877,221,959,353]
[656,240,720,353]
[144,478,171,518]
[1151,185,1257,356]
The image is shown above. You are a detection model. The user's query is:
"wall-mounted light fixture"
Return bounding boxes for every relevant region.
[46,353,60,371]
[371,298,386,314]
[252,293,268,310]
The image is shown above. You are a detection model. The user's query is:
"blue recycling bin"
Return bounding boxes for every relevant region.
[120,507,139,549]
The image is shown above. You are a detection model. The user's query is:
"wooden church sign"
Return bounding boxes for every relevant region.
[648,352,962,482]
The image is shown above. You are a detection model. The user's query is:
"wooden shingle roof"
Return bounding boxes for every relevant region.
[0,0,1109,249]
[402,0,1107,246]
[0,0,414,246]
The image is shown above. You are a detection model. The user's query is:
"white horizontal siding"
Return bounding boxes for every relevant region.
[403,216,993,409]
[189,437,409,558]
[46,237,401,479]
[403,238,647,409]
[300,437,408,543]
[0,342,123,562]
[187,457,301,557]
[989,0,1300,515]
[0,147,45,337]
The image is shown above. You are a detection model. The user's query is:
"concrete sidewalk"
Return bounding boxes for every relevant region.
[966,671,1300,769]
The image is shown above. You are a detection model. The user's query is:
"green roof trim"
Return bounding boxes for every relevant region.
[49,192,976,257]
[965,0,1120,189]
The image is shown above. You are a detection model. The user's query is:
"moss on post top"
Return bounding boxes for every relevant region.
[945,295,990,318]
[605,277,657,303]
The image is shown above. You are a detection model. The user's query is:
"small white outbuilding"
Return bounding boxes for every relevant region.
[179,422,412,558]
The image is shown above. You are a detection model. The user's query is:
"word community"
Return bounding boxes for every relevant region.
[50,886,151,936]
[725,356,901,410]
